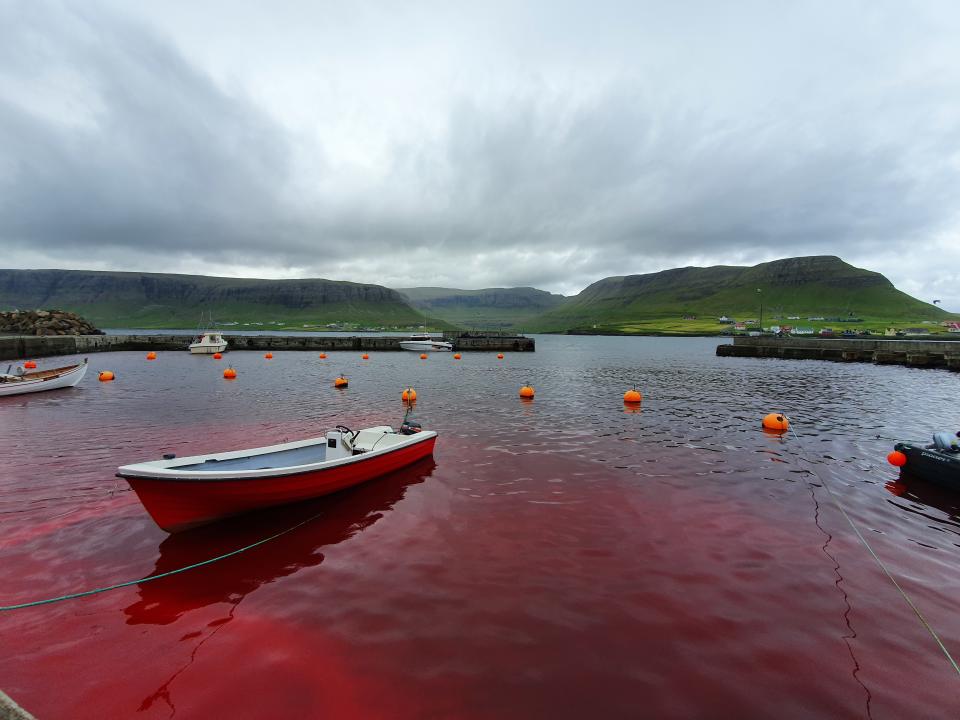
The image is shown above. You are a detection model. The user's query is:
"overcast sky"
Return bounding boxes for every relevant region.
[2,1,959,308]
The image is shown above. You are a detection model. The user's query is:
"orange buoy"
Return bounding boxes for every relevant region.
[519,385,535,399]
[319,353,327,359]
[401,387,417,403]
[497,353,504,360]
[453,353,462,360]
[362,353,370,360]
[887,450,907,467]
[213,352,223,359]
[623,389,642,404]
[762,413,789,432]
[223,367,237,379]
[146,352,157,360]
[420,354,428,360]
[334,376,348,388]
[98,371,115,382]
[264,352,273,359]
[24,360,37,369]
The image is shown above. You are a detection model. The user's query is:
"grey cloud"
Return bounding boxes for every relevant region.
[2,1,960,308]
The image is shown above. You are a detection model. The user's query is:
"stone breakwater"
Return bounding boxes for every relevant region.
[0,310,103,336]
[717,335,960,371]
[0,332,535,361]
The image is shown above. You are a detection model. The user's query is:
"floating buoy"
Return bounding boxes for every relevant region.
[223,367,237,379]
[497,353,504,360]
[213,352,223,360]
[264,352,273,359]
[98,371,115,382]
[762,413,789,432]
[420,354,428,360]
[24,360,37,369]
[402,387,417,403]
[362,353,370,360]
[146,352,157,360]
[519,385,535,399]
[453,353,462,360]
[319,353,327,359]
[334,376,348,388]
[887,450,907,467]
[623,388,642,404]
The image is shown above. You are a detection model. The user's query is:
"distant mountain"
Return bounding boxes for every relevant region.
[398,286,565,329]
[532,256,949,332]
[0,269,438,329]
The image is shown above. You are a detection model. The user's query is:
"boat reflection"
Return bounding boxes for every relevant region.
[124,458,435,626]
[884,473,960,524]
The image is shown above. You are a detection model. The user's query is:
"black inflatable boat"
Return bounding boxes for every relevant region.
[894,432,960,490]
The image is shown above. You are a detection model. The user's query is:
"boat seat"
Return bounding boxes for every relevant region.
[932,432,960,452]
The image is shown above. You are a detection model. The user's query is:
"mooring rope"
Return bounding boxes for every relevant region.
[787,421,960,678]
[0,511,325,612]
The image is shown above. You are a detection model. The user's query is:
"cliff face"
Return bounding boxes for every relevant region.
[0,270,423,327]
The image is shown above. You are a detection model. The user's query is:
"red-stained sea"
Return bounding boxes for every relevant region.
[1,335,959,718]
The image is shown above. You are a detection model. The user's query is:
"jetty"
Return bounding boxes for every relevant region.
[0,331,534,361]
[717,335,960,371]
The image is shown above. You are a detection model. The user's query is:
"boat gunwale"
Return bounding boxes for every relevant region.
[117,428,437,483]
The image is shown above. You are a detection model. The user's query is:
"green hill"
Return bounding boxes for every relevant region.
[0,269,446,330]
[531,256,952,334]
[397,286,565,330]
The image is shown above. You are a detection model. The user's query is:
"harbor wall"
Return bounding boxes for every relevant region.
[0,332,535,361]
[717,336,960,371]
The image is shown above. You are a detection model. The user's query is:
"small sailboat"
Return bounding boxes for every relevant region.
[117,420,437,532]
[0,359,88,397]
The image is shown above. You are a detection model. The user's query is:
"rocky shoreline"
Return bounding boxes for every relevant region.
[0,310,103,336]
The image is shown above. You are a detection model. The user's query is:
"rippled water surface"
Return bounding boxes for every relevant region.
[2,336,959,719]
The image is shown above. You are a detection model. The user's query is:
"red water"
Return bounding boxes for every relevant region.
[2,337,959,718]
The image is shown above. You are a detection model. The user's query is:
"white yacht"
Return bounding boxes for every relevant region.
[398,333,453,352]
[188,332,228,354]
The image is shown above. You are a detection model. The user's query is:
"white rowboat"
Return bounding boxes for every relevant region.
[0,360,88,397]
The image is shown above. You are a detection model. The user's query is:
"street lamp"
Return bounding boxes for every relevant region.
[757,288,763,333]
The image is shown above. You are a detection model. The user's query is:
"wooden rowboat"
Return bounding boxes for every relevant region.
[0,359,88,397]
[117,423,438,532]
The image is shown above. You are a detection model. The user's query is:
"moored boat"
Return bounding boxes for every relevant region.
[399,333,453,352]
[0,359,88,397]
[893,433,960,491]
[117,423,438,532]
[188,331,228,354]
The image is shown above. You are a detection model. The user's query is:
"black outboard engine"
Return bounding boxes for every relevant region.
[400,418,422,435]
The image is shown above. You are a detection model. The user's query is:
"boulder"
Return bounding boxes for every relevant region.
[0,309,104,336]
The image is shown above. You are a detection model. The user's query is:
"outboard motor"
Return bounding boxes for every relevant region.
[400,418,422,435]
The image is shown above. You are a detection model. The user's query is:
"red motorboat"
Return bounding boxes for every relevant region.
[117,423,437,532]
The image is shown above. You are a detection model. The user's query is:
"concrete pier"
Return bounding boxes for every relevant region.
[717,336,960,371]
[0,331,534,361]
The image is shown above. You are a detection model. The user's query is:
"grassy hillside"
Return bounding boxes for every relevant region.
[0,269,450,330]
[531,256,953,334]
[398,286,565,330]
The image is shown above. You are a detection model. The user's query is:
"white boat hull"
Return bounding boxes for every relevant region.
[399,340,453,352]
[0,361,88,397]
[189,342,228,354]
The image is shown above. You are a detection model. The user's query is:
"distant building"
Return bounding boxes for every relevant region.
[734,322,747,330]
[792,327,814,335]
[718,316,734,323]
[788,315,800,320]
[904,328,929,336]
